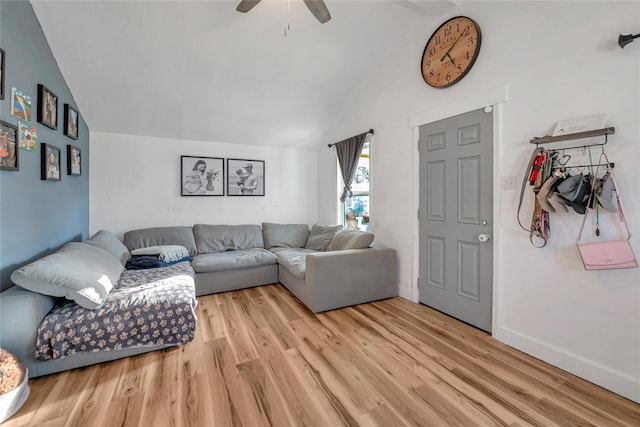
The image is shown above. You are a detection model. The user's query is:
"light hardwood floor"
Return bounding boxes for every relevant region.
[5,284,639,427]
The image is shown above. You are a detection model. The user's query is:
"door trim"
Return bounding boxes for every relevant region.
[409,84,509,335]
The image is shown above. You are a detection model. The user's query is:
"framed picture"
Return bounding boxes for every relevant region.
[227,158,265,196]
[67,145,81,176]
[0,49,5,100]
[64,104,79,139]
[180,156,224,196]
[0,120,19,171]
[11,87,31,121]
[37,84,58,130]
[41,143,61,181]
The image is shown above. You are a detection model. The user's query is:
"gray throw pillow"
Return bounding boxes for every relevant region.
[10,242,124,309]
[305,224,342,251]
[262,223,310,249]
[84,229,131,266]
[326,229,375,251]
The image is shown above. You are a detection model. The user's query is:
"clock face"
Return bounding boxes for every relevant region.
[421,16,481,88]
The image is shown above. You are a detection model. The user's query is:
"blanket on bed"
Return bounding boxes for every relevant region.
[35,261,198,361]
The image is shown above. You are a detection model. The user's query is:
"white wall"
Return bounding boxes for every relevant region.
[317,1,640,402]
[90,132,318,237]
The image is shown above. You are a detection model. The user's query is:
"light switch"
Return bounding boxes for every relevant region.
[500,176,517,190]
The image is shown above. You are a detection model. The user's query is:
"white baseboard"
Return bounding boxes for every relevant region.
[397,285,415,302]
[494,325,640,404]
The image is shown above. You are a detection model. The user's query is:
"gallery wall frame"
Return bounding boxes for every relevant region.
[67,144,81,176]
[11,87,31,121]
[180,155,224,196]
[41,143,61,181]
[64,104,79,139]
[37,83,58,130]
[227,158,265,196]
[0,49,5,100]
[0,120,19,171]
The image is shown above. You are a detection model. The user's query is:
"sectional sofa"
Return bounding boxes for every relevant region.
[0,223,398,377]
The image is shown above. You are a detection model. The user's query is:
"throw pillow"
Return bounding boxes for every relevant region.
[326,229,375,251]
[84,229,131,266]
[10,242,124,309]
[305,224,342,251]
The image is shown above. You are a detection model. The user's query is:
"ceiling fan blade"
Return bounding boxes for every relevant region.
[303,0,331,24]
[236,0,262,13]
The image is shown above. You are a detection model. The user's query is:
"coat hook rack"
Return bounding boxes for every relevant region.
[530,127,615,146]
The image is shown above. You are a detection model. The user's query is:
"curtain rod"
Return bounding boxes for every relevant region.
[327,129,374,148]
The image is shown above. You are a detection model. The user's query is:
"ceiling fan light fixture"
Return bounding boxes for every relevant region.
[235,0,331,24]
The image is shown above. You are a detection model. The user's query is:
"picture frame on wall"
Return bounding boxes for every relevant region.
[67,144,81,176]
[227,158,265,196]
[0,49,5,100]
[64,104,79,139]
[180,155,224,196]
[0,120,19,171]
[37,84,58,130]
[11,87,31,121]
[41,143,61,181]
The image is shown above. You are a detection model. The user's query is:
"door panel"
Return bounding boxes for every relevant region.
[418,108,493,332]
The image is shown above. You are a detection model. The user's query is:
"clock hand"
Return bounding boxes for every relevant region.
[439,27,469,62]
[441,52,457,66]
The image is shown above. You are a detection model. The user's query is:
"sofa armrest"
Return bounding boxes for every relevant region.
[304,246,398,312]
[0,286,57,375]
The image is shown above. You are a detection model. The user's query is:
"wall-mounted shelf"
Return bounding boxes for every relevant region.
[530,127,615,145]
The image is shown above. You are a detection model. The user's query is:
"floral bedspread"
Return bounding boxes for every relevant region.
[35,261,198,361]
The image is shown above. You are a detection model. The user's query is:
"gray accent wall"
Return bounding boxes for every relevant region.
[0,1,89,291]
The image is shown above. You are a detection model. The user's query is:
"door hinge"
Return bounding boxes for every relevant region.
[417,209,420,220]
[417,140,421,151]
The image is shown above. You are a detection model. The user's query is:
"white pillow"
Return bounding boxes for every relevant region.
[10,242,124,309]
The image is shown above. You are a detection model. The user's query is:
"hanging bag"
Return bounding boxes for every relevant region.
[576,155,637,270]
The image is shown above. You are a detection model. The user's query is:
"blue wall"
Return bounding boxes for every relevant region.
[0,1,89,291]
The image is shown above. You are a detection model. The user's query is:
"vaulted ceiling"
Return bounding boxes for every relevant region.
[31,1,453,149]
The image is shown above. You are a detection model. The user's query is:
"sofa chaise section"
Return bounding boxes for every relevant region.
[264,225,398,313]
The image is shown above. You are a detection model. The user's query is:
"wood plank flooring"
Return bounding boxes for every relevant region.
[4,284,639,426]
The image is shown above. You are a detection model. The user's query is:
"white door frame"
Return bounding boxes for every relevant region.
[409,84,509,335]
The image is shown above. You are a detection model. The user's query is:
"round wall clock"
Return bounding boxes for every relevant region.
[421,16,482,88]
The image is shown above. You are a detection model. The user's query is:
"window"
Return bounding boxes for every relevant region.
[343,142,370,230]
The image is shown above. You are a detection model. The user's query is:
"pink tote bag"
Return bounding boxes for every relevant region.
[576,156,637,270]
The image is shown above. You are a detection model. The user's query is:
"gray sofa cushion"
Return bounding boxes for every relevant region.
[305,224,342,251]
[194,224,264,254]
[326,229,375,251]
[124,226,197,256]
[10,242,124,309]
[84,230,131,266]
[191,249,277,273]
[271,248,317,280]
[262,223,310,249]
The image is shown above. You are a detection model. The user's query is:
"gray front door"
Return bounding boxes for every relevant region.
[418,107,493,332]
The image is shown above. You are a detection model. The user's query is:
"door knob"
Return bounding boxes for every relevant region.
[478,233,490,243]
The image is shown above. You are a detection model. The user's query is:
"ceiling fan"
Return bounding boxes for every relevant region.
[236,0,331,24]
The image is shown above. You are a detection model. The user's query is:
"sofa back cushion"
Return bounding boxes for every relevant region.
[326,229,375,251]
[84,230,131,266]
[10,242,124,309]
[262,223,310,249]
[305,224,343,251]
[124,226,197,256]
[194,224,264,253]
